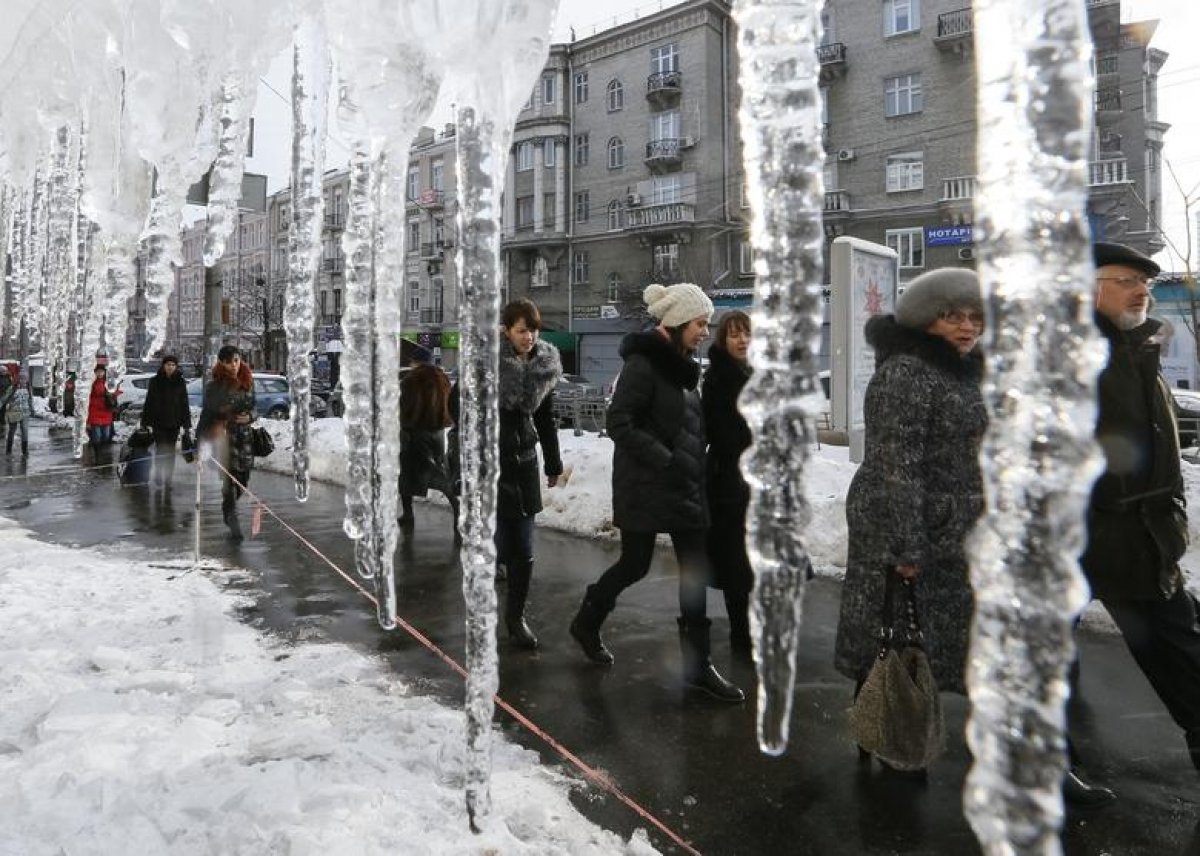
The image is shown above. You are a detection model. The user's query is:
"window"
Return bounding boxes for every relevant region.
[650,43,679,74]
[409,287,420,314]
[516,141,534,172]
[572,251,590,284]
[543,138,556,168]
[607,272,622,302]
[542,74,556,105]
[543,193,556,227]
[333,289,342,315]
[574,133,590,166]
[407,220,421,252]
[653,243,680,279]
[739,241,755,275]
[607,79,624,112]
[608,200,625,230]
[575,190,590,223]
[883,0,920,36]
[516,196,534,227]
[433,218,445,245]
[651,174,682,205]
[407,166,420,200]
[431,159,444,191]
[823,162,837,191]
[607,136,625,169]
[885,227,925,269]
[885,74,923,116]
[575,71,589,103]
[885,152,924,192]
[740,177,750,208]
[651,110,680,141]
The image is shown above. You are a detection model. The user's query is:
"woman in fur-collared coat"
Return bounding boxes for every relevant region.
[399,346,458,534]
[491,298,563,650]
[834,269,986,705]
[196,345,256,542]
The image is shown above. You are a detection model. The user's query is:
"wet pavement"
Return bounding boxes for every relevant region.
[3,420,1199,855]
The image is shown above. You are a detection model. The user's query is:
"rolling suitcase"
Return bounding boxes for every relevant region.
[118,428,154,486]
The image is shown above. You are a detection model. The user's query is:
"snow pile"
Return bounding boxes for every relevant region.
[0,515,658,855]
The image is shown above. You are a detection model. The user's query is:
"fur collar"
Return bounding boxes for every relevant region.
[865,314,983,380]
[154,368,187,387]
[498,339,561,412]
[1094,311,1163,349]
[620,330,701,390]
[705,342,751,387]
[212,360,254,391]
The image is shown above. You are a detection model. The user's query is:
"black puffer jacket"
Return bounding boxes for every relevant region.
[496,340,564,519]
[140,370,192,436]
[702,343,753,593]
[1082,313,1187,600]
[609,330,708,533]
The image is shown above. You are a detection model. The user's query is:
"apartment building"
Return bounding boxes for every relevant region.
[819,0,1168,275]
[503,0,745,381]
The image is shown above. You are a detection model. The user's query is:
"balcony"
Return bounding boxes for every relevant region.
[823,190,851,212]
[652,263,682,283]
[934,8,973,53]
[417,189,445,208]
[324,208,346,229]
[816,42,846,82]
[420,308,444,325]
[1094,53,1119,77]
[941,176,976,201]
[626,202,696,233]
[939,176,975,225]
[645,138,683,170]
[646,70,682,106]
[1095,87,1121,122]
[420,242,442,259]
[1089,158,1129,188]
[323,256,344,274]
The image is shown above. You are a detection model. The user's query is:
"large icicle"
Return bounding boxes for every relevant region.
[731,0,827,754]
[202,71,257,267]
[45,127,78,416]
[964,2,1104,853]
[286,20,331,503]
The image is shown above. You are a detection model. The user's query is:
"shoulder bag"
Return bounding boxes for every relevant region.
[250,425,275,457]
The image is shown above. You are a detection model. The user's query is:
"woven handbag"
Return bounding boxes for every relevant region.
[849,575,946,771]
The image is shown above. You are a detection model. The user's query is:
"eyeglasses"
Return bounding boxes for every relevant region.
[1097,274,1153,290]
[938,309,985,328]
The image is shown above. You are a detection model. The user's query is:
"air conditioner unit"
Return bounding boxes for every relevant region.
[837,148,855,162]
[627,193,642,206]
[957,248,975,261]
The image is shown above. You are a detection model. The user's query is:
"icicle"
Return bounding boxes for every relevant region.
[731,0,827,755]
[0,186,11,351]
[964,2,1103,852]
[23,157,51,346]
[74,225,102,459]
[202,72,256,267]
[45,126,78,416]
[286,19,331,503]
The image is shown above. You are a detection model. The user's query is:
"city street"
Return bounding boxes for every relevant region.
[2,419,1198,855]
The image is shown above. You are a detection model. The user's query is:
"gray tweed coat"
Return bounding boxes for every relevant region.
[834,315,986,694]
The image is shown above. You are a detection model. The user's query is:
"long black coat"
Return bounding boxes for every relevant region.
[495,340,563,519]
[1082,314,1188,600]
[702,343,753,594]
[834,316,986,694]
[609,330,709,533]
[400,365,453,498]
[140,369,192,437]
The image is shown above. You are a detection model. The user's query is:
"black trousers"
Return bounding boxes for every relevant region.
[1101,586,1200,733]
[589,528,709,622]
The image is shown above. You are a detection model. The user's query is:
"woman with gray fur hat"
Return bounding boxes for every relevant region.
[569,282,744,702]
[834,267,986,768]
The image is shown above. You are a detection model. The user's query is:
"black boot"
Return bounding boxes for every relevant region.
[505,560,539,650]
[222,496,243,543]
[1063,768,1116,810]
[725,589,753,661]
[398,495,415,528]
[679,617,745,703]
[1185,730,1200,772]
[570,590,615,665]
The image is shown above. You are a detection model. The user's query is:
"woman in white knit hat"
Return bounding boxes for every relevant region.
[569,282,744,702]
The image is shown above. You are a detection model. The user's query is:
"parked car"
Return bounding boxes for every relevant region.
[185,373,328,420]
[114,372,157,411]
[1173,388,1200,449]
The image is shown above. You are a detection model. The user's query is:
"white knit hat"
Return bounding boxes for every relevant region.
[643,283,714,328]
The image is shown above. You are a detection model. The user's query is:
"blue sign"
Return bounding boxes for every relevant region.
[925,226,974,246]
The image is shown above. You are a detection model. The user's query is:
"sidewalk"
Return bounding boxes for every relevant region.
[2,420,1198,854]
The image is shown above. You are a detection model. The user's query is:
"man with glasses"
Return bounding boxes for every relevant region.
[1079,241,1200,796]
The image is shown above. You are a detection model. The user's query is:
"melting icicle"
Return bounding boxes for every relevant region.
[731,0,827,755]
[286,20,331,503]
[202,72,256,266]
[45,127,78,417]
[964,1,1103,852]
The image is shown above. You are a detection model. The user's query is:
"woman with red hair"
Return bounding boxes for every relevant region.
[196,345,256,541]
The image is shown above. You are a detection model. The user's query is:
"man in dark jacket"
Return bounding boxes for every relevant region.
[1082,241,1200,781]
[141,355,193,492]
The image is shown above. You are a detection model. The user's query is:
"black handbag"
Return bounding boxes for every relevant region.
[180,429,197,464]
[849,575,946,771]
[250,425,275,457]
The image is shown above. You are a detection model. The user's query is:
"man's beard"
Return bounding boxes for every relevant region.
[1114,308,1148,330]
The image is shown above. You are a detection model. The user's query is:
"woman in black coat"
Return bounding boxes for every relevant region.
[196,345,256,542]
[398,346,458,535]
[491,299,563,649]
[570,283,743,702]
[702,311,755,657]
[140,354,192,491]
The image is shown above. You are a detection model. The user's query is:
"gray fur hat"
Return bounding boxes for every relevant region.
[895,268,982,330]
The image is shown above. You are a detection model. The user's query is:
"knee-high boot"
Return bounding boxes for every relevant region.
[505,559,538,649]
[679,617,744,703]
[724,589,752,658]
[570,586,615,665]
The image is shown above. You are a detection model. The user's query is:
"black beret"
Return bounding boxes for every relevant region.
[1093,242,1160,278]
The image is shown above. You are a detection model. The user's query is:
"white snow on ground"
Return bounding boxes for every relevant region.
[0,514,659,856]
